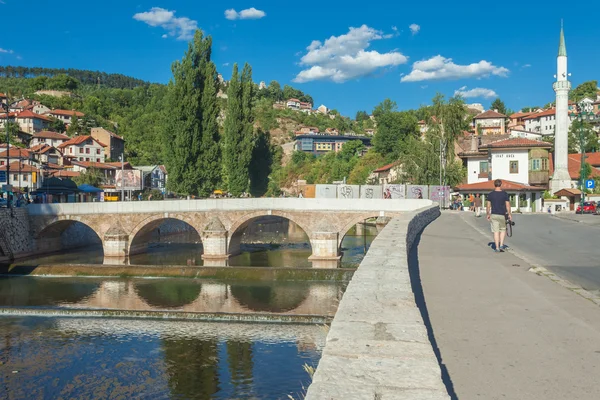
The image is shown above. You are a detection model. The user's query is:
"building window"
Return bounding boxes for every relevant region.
[541,158,548,171]
[13,174,18,181]
[86,148,90,154]
[79,148,84,154]
[510,160,519,174]
[23,174,27,182]
[86,158,90,162]
[97,158,100,162]
[79,157,83,161]
[70,148,73,154]
[96,149,100,155]
[531,159,541,171]
[479,161,489,173]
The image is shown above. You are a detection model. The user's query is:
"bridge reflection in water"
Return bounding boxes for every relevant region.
[0,276,346,317]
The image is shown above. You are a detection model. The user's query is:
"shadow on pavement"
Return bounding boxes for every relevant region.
[408,232,458,400]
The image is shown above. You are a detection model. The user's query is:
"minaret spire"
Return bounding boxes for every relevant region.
[558,20,567,57]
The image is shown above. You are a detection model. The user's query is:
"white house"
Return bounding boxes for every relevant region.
[523,108,577,135]
[0,161,42,191]
[58,135,106,163]
[472,110,507,135]
[317,105,329,115]
[14,110,51,133]
[30,144,63,166]
[30,131,70,148]
[286,98,301,111]
[45,109,85,125]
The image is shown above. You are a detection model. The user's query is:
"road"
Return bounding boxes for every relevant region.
[418,213,600,400]
[462,211,600,292]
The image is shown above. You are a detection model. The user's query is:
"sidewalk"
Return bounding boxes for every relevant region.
[551,211,600,227]
[418,213,600,400]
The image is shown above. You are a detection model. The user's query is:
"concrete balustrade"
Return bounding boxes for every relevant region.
[305,205,449,399]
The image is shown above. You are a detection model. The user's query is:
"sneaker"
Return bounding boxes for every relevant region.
[493,248,504,253]
[500,245,509,250]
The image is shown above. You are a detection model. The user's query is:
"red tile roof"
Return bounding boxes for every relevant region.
[49,170,80,178]
[456,180,542,191]
[0,93,6,97]
[32,131,70,140]
[580,152,600,166]
[474,110,507,119]
[16,110,51,121]
[47,109,85,117]
[0,161,40,173]
[72,161,114,170]
[30,144,61,155]
[373,162,398,173]
[522,109,555,120]
[549,153,600,179]
[287,98,301,103]
[58,135,107,149]
[481,138,551,149]
[103,161,133,169]
[0,148,32,158]
[510,112,535,119]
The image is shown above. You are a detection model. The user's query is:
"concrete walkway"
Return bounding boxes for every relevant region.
[418,213,600,400]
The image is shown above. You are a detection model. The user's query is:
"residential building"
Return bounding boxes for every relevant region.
[317,105,329,115]
[509,129,542,140]
[30,144,63,165]
[299,102,313,113]
[295,134,371,154]
[297,127,319,135]
[456,137,552,212]
[137,165,168,191]
[9,99,32,113]
[418,120,429,137]
[509,111,536,129]
[324,128,339,135]
[371,163,401,184]
[259,81,267,90]
[0,148,35,167]
[31,103,51,115]
[14,110,51,133]
[45,109,85,125]
[58,135,106,163]
[286,98,301,110]
[523,108,579,136]
[0,161,42,191]
[365,128,375,136]
[90,127,125,161]
[0,92,7,105]
[472,110,507,135]
[30,131,70,148]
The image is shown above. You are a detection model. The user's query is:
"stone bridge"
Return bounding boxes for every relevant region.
[27,198,431,267]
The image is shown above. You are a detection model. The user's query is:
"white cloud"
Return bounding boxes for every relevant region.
[454,86,498,99]
[224,7,266,20]
[0,48,14,54]
[409,23,420,35]
[294,25,408,83]
[522,63,531,68]
[401,55,509,82]
[133,7,198,40]
[223,62,230,67]
[161,34,168,39]
[392,26,398,32]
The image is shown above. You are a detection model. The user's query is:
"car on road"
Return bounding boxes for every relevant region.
[576,201,597,214]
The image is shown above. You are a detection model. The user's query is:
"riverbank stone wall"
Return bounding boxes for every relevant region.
[304,205,449,400]
[0,208,33,260]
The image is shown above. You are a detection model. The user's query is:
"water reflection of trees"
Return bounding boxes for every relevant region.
[227,341,254,396]
[0,277,99,306]
[134,280,202,308]
[230,283,309,312]
[162,338,220,399]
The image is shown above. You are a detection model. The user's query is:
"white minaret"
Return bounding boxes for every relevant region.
[550,23,572,193]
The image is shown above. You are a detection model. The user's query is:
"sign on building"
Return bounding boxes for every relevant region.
[429,185,451,205]
[406,185,429,199]
[586,179,596,190]
[116,170,142,190]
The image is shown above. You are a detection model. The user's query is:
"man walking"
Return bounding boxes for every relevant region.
[474,193,482,217]
[486,180,512,252]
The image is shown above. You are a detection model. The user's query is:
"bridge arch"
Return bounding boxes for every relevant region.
[227,211,313,255]
[230,283,309,312]
[338,213,383,250]
[133,280,202,309]
[128,215,202,256]
[34,218,103,255]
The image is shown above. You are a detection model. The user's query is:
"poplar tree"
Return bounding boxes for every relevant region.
[224,63,255,196]
[163,30,221,196]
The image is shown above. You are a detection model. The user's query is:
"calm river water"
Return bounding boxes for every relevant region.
[0,219,377,399]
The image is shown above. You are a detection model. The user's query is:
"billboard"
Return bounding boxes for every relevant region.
[116,170,142,190]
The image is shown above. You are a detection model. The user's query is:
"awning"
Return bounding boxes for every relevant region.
[78,184,104,193]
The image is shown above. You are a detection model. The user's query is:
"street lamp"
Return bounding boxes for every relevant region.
[575,100,595,212]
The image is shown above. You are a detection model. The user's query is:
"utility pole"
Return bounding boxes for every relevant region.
[2,101,10,209]
[120,152,125,201]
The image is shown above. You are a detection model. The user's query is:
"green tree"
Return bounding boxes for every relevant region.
[568,119,599,153]
[48,117,66,133]
[29,76,48,91]
[355,111,369,122]
[371,99,419,161]
[267,80,282,102]
[47,74,80,91]
[66,115,81,136]
[0,121,21,144]
[249,131,273,197]
[570,80,598,101]
[73,167,104,187]
[162,30,221,196]
[491,98,507,115]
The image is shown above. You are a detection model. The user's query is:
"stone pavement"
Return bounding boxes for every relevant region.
[419,213,600,400]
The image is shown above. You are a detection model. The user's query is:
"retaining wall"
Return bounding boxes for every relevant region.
[304,205,448,400]
[0,208,33,261]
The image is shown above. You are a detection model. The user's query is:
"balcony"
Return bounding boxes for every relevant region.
[528,171,549,186]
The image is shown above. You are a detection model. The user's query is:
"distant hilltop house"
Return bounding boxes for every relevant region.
[317,105,329,115]
[370,162,402,185]
[13,110,52,134]
[286,98,313,113]
[295,134,371,154]
[45,109,85,125]
[259,81,267,90]
[91,127,125,161]
[472,109,507,135]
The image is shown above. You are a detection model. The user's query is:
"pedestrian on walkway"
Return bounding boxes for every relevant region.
[486,180,512,252]
[469,194,475,211]
[474,194,482,217]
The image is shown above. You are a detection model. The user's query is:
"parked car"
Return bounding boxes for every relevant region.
[576,201,597,214]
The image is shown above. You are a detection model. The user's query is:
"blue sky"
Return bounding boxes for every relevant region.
[1,0,600,117]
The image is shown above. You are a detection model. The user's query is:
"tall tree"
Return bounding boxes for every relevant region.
[249,131,272,197]
[163,30,221,196]
[570,80,598,101]
[223,63,254,196]
[371,99,419,161]
[491,98,507,115]
[569,120,600,153]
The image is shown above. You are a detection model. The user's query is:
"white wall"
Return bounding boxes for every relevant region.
[491,149,529,184]
[466,156,489,184]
